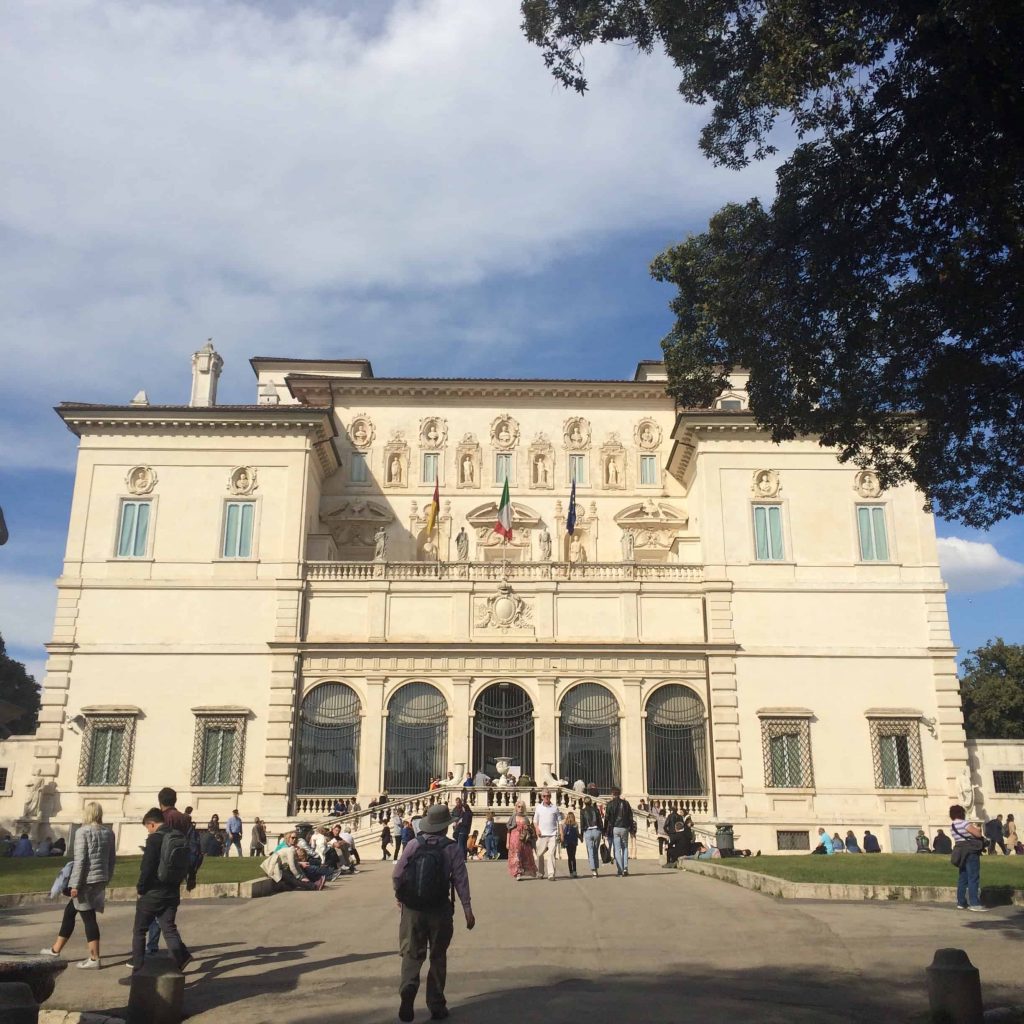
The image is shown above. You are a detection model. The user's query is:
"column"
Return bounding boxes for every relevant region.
[620,677,645,795]
[449,676,473,777]
[358,675,387,802]
[535,676,558,778]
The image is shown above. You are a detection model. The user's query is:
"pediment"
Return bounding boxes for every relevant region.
[614,501,688,528]
[466,501,542,528]
[321,498,394,524]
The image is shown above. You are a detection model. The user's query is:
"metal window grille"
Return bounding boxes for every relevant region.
[777,830,810,851]
[191,715,246,787]
[384,683,448,794]
[761,718,814,788]
[295,683,362,795]
[558,683,620,791]
[869,718,924,789]
[472,683,535,779]
[0,767,8,790]
[644,685,707,796]
[78,715,136,786]
[993,771,1024,794]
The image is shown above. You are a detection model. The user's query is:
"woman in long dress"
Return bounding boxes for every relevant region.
[506,801,537,880]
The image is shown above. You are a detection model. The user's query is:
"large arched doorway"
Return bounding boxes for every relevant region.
[472,682,534,778]
[558,683,620,791]
[384,682,448,794]
[295,683,361,795]
[645,685,707,796]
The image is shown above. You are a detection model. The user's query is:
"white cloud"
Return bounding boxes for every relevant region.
[0,574,58,656]
[936,537,1024,594]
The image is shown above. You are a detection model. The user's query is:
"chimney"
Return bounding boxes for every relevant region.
[190,340,223,407]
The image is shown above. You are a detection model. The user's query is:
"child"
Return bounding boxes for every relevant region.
[400,819,415,850]
[466,830,480,860]
[561,811,580,878]
[380,823,392,861]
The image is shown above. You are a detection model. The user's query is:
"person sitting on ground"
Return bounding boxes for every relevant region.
[832,832,846,853]
[261,833,323,892]
[311,827,329,862]
[12,833,34,857]
[51,836,67,857]
[466,830,482,860]
[811,827,834,855]
[665,822,691,865]
[336,825,360,868]
[915,829,930,853]
[863,830,881,853]
[932,829,952,854]
[201,827,222,857]
[683,842,721,861]
[845,830,862,853]
[36,836,53,857]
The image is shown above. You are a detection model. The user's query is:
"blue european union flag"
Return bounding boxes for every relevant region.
[566,480,577,535]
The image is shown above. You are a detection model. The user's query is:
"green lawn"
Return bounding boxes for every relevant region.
[0,856,261,896]
[723,853,1024,888]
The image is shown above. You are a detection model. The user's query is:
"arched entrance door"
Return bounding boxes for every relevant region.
[645,685,707,796]
[472,682,534,778]
[384,682,448,794]
[295,683,361,794]
[558,683,620,791]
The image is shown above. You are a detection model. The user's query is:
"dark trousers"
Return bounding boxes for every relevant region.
[565,846,578,873]
[399,906,454,1013]
[988,836,1007,855]
[132,896,189,971]
[59,900,99,943]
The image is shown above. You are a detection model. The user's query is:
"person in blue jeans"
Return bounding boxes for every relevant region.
[579,796,604,877]
[224,810,243,857]
[950,804,989,912]
[482,813,499,860]
[604,786,633,878]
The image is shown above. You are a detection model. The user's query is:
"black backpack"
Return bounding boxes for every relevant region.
[157,828,191,886]
[395,836,454,911]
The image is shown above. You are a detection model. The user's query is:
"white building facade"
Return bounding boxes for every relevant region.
[2,348,994,854]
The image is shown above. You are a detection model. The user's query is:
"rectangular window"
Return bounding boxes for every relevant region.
[777,830,810,851]
[350,452,368,483]
[761,718,814,788]
[192,716,246,787]
[870,718,924,789]
[569,454,588,485]
[78,715,137,787]
[422,452,438,484]
[0,767,8,791]
[495,453,512,484]
[222,502,255,558]
[720,399,743,410]
[993,770,1023,794]
[116,500,151,558]
[752,504,784,560]
[640,455,658,486]
[857,505,890,561]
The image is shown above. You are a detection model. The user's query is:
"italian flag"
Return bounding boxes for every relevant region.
[494,478,513,541]
[425,480,440,536]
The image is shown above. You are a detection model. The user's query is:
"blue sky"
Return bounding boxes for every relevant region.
[1,0,1022,682]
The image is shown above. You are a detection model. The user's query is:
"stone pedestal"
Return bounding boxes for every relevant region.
[0,982,38,1024]
[126,959,184,1024]
[926,947,983,1024]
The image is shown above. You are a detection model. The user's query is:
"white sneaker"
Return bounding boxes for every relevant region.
[967,905,990,913]
[39,948,59,957]
[77,958,100,969]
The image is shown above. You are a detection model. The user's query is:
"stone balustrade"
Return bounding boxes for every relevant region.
[305,560,703,583]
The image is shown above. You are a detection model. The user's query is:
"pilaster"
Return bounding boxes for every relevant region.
[535,676,558,776]
[358,675,387,799]
[621,676,644,794]
[449,676,473,776]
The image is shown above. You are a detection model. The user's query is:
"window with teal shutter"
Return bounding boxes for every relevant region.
[87,727,124,785]
[495,453,512,484]
[569,454,588,485]
[201,728,235,785]
[223,502,255,558]
[422,452,438,484]
[640,455,658,485]
[857,506,889,561]
[117,501,151,557]
[761,717,813,788]
[752,505,784,560]
[191,716,246,787]
[350,452,368,483]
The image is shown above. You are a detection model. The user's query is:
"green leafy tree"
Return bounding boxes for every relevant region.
[521,0,1024,526]
[0,633,40,735]
[960,638,1024,739]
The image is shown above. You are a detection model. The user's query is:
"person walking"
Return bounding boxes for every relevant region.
[145,787,194,958]
[393,803,476,1022]
[985,814,1007,855]
[250,817,267,857]
[950,804,988,912]
[225,809,243,857]
[532,790,561,881]
[130,808,192,974]
[604,786,634,877]
[1005,814,1020,853]
[561,811,580,878]
[506,801,537,880]
[655,807,668,856]
[580,796,604,878]
[40,801,115,969]
[381,823,393,861]
[481,812,498,860]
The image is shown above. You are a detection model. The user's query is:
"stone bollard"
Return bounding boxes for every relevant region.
[126,958,184,1024]
[0,981,40,1024]
[926,948,983,1024]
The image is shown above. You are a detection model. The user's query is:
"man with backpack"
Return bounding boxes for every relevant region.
[392,803,475,1022]
[604,786,635,877]
[146,786,200,958]
[131,808,192,974]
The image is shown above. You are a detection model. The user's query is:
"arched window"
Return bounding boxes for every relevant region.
[558,683,620,791]
[384,683,448,794]
[295,683,361,795]
[472,683,534,779]
[645,685,707,796]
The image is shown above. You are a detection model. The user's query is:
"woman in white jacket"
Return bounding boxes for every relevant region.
[41,802,116,969]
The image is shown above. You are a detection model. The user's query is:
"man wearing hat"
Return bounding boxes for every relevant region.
[392,802,475,1022]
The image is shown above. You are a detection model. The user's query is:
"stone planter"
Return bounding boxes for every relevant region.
[0,952,68,1005]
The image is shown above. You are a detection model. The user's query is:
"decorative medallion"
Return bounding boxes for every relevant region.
[348,415,375,450]
[419,417,447,449]
[751,469,780,498]
[227,466,257,496]
[475,580,533,633]
[126,466,157,495]
[563,416,591,451]
[634,419,662,450]
[490,415,520,451]
[853,469,882,499]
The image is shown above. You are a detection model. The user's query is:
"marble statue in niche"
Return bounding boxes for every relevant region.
[456,527,470,561]
[538,527,552,561]
[374,526,388,561]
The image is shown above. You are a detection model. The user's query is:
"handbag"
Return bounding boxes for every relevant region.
[599,840,612,864]
[950,837,984,867]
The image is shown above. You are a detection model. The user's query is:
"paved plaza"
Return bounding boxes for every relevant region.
[5,859,1022,1023]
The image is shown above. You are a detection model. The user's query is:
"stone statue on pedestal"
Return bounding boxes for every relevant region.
[373,527,388,562]
[538,528,552,561]
[456,527,469,562]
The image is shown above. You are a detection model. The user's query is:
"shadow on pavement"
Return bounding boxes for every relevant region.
[963,906,1024,940]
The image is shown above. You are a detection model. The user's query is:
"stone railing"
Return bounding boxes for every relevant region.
[306,560,703,583]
